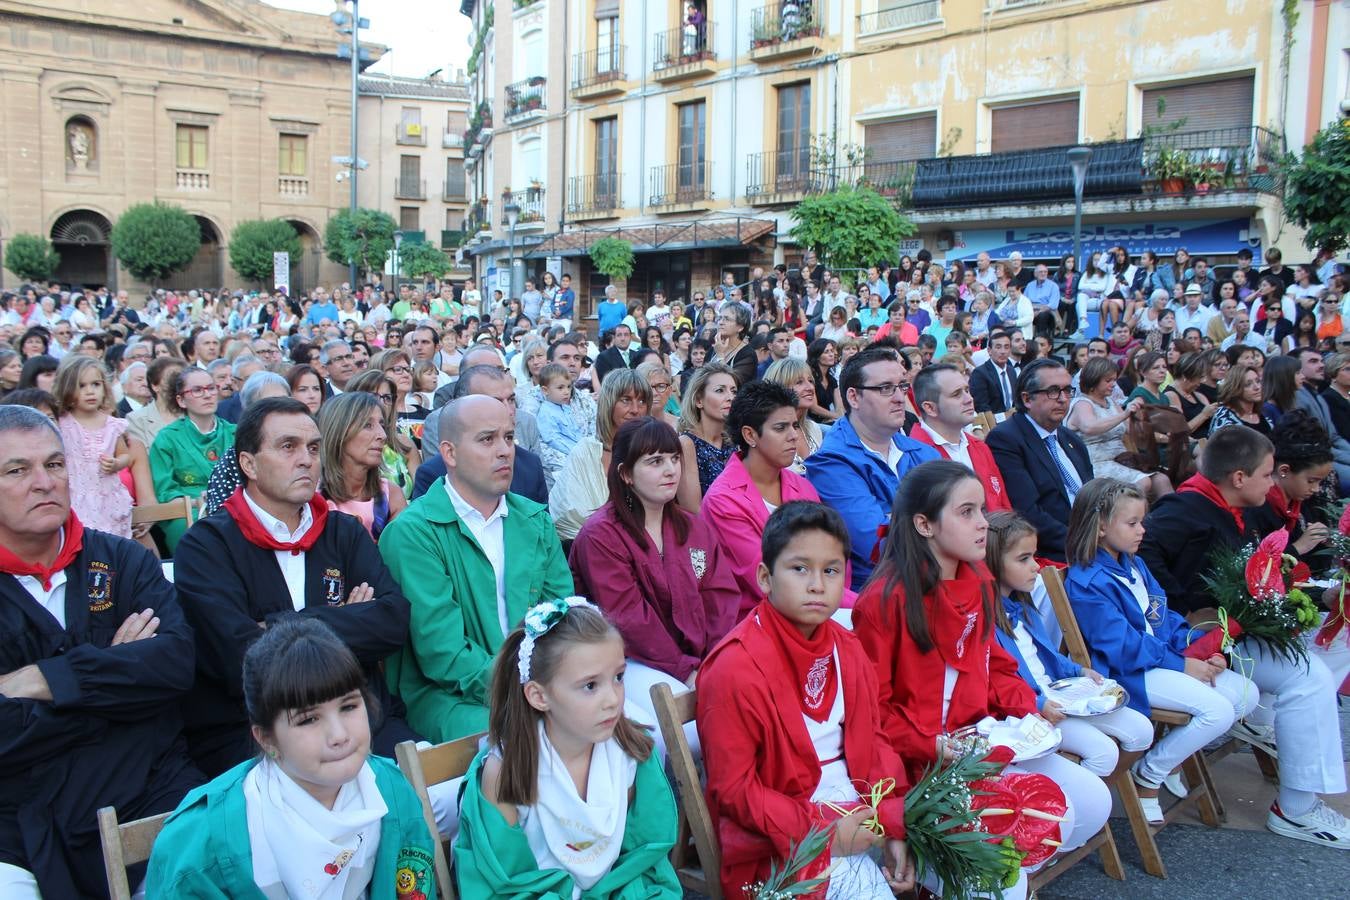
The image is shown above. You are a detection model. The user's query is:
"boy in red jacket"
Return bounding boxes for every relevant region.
[697,502,914,899]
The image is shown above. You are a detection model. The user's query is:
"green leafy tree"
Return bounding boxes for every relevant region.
[1282,118,1350,255]
[789,186,915,274]
[110,203,201,283]
[228,218,302,285]
[4,234,60,282]
[324,208,397,277]
[399,239,451,280]
[589,237,635,280]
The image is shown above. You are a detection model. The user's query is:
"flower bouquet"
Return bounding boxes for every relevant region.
[1194,529,1320,664]
[1313,500,1350,650]
[744,826,834,899]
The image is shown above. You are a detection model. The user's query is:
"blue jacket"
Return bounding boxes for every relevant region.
[805,414,940,589]
[1064,550,1190,715]
[994,596,1082,710]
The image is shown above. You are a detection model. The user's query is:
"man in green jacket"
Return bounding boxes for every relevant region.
[380,395,573,742]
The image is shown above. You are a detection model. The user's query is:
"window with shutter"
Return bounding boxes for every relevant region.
[990,98,1079,153]
[1142,75,1254,136]
[865,115,937,162]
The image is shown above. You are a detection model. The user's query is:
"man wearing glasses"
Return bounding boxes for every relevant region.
[319,339,358,396]
[986,358,1094,560]
[805,347,940,589]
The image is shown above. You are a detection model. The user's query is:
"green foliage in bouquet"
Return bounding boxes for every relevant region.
[1200,544,1317,665]
[745,825,833,899]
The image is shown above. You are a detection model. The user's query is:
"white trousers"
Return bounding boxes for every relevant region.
[621,659,699,762]
[1137,666,1254,786]
[825,852,894,900]
[922,863,1027,900]
[1055,705,1154,776]
[1229,635,1346,794]
[0,864,41,900]
[1011,753,1111,853]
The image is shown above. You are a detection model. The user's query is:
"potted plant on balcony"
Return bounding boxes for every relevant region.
[1149,145,1198,195]
[527,75,545,87]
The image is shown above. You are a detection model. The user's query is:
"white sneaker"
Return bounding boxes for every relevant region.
[1163,771,1187,798]
[1267,800,1350,850]
[1228,720,1279,758]
[1130,767,1165,824]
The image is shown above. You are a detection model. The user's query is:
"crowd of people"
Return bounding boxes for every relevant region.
[1,239,1348,899]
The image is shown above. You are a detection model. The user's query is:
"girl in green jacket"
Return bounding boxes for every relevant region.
[147,617,437,900]
[454,598,681,899]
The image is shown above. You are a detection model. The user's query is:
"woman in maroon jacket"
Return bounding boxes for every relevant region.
[569,416,740,758]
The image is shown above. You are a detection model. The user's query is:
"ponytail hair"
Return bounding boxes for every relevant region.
[870,459,992,652]
[984,510,1039,637]
[1064,478,1146,568]
[488,603,653,807]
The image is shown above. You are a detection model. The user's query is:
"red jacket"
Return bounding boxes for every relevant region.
[906,422,1012,512]
[697,601,908,899]
[853,570,1037,781]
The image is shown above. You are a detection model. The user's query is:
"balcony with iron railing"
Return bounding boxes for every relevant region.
[652,23,715,82]
[745,149,818,202]
[395,177,426,201]
[442,128,464,150]
[858,0,942,36]
[750,3,823,61]
[571,46,626,100]
[566,173,622,220]
[987,0,1078,13]
[395,122,427,146]
[809,159,919,206]
[649,162,713,209]
[441,229,470,250]
[500,187,546,227]
[504,77,546,122]
[467,201,492,235]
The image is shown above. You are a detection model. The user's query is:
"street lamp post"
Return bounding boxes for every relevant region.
[333,0,367,289]
[393,230,404,299]
[1066,146,1092,280]
[504,202,521,300]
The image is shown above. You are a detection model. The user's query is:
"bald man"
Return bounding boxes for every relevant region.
[378,396,573,741]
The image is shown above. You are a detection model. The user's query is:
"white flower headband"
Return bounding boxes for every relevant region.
[518,596,594,684]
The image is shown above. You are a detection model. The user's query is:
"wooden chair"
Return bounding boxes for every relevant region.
[131,496,194,528]
[650,682,722,900]
[975,411,999,435]
[1040,566,1225,878]
[97,806,169,900]
[395,733,485,900]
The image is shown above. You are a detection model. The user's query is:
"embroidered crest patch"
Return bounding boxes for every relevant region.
[395,846,433,900]
[87,561,113,613]
[323,568,345,605]
[804,656,831,711]
[689,548,707,580]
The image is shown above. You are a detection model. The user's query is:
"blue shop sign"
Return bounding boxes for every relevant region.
[952,218,1261,261]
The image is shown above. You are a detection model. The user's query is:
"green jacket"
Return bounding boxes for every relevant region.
[379,484,573,742]
[145,755,437,899]
[150,415,236,551]
[453,747,681,899]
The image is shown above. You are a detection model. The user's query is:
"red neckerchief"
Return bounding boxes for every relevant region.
[222,488,328,555]
[754,599,838,724]
[927,561,991,675]
[1177,473,1246,533]
[1265,484,1301,533]
[0,511,85,589]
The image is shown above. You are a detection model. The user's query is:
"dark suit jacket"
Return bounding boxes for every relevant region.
[985,413,1093,560]
[411,443,548,505]
[432,381,457,409]
[593,346,635,384]
[215,392,243,424]
[970,360,1017,414]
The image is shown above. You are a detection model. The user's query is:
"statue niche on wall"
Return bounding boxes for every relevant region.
[66,118,96,171]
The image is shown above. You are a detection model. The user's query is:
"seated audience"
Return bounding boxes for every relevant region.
[150,366,237,552]
[908,362,1012,511]
[318,392,407,539]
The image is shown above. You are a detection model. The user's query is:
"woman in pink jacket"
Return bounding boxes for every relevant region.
[703,380,853,621]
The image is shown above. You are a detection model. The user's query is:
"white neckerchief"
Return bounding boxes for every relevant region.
[518,721,635,895]
[243,757,386,900]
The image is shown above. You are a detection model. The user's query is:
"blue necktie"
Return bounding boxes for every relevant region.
[1045,433,1082,502]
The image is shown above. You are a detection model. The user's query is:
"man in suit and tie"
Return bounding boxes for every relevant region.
[985,358,1093,560]
[593,323,637,384]
[970,328,1019,414]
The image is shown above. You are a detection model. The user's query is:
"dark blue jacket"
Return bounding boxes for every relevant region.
[411,444,548,505]
[993,595,1082,710]
[804,414,940,589]
[985,413,1093,561]
[1065,550,1190,715]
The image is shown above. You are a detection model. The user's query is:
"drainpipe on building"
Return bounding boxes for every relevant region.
[638,1,647,218]
[729,0,739,206]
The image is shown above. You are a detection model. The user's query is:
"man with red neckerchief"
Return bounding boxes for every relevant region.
[174,396,417,777]
[0,405,201,899]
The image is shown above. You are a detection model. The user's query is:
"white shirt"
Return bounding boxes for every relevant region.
[16,532,68,628]
[243,490,315,611]
[863,434,904,475]
[1012,621,1052,689]
[920,420,973,470]
[1113,563,1154,635]
[1174,304,1216,334]
[445,476,510,633]
[1028,415,1079,504]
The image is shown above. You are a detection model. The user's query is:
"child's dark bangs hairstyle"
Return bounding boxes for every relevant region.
[872,459,992,652]
[984,510,1039,636]
[761,501,851,571]
[489,603,653,807]
[242,616,371,731]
